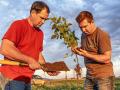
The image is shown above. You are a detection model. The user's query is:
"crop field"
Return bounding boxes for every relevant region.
[1,78,120,90]
[32,78,120,90]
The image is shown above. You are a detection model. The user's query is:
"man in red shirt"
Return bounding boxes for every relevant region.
[0,1,58,90]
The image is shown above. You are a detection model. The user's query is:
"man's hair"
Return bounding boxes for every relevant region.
[76,11,94,23]
[30,1,50,14]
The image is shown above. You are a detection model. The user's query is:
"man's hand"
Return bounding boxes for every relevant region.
[76,48,88,56]
[28,58,41,70]
[46,71,60,76]
[71,46,78,54]
[72,47,88,57]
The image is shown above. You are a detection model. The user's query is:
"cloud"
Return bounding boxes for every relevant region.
[43,40,69,62]
[0,55,4,59]
[34,68,86,79]
[0,0,9,6]
[92,3,104,11]
[112,56,120,77]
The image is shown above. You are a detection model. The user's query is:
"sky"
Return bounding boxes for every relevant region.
[0,0,120,78]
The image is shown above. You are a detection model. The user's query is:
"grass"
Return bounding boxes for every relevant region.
[32,79,84,90]
[1,78,120,90]
[32,78,120,90]
[115,78,120,90]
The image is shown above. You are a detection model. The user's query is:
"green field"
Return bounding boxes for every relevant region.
[32,79,84,90]
[32,78,120,90]
[0,78,120,90]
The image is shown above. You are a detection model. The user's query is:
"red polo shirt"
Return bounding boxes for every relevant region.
[0,19,44,83]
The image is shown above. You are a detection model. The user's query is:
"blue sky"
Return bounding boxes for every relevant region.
[0,0,120,77]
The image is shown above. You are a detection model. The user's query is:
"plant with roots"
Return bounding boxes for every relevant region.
[49,16,79,63]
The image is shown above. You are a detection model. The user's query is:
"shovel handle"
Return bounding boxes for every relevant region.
[0,59,28,66]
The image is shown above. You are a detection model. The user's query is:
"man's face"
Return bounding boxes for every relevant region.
[79,19,93,35]
[31,8,49,27]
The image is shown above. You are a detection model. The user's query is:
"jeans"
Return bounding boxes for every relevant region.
[5,80,31,90]
[84,76,115,90]
[0,73,31,90]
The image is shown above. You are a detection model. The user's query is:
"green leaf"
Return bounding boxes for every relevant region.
[64,53,68,58]
[52,24,56,30]
[51,35,57,39]
[57,17,61,23]
[51,17,57,24]
[74,59,76,62]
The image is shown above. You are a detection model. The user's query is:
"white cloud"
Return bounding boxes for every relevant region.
[92,3,104,12]
[0,55,4,59]
[112,56,120,77]
[34,68,86,79]
[0,0,9,6]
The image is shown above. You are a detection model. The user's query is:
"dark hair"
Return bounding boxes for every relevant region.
[76,11,94,23]
[30,1,50,14]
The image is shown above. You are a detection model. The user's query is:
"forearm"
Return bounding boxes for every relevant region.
[38,52,46,65]
[74,48,111,64]
[86,53,110,63]
[0,43,33,64]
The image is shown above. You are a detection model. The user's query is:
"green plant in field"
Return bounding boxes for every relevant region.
[49,16,78,48]
[49,16,79,63]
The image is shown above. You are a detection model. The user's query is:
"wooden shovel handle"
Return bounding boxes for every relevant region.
[0,59,28,66]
